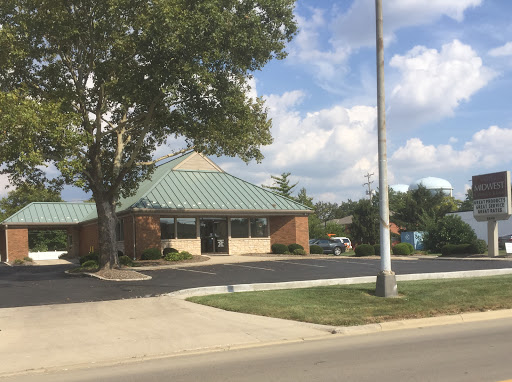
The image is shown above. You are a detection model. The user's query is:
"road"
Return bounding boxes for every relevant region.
[1,257,512,307]
[4,318,512,382]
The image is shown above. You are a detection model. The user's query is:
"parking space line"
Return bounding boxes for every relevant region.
[278,260,326,268]
[223,264,275,271]
[175,268,217,275]
[344,261,376,266]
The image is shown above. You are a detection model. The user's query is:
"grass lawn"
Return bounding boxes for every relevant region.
[188,275,512,326]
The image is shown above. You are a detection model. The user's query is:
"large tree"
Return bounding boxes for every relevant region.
[0,0,297,268]
[262,172,298,198]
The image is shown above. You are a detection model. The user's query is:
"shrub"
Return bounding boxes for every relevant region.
[81,260,98,269]
[58,252,69,259]
[309,245,324,254]
[392,243,411,255]
[355,244,374,257]
[373,244,380,255]
[163,247,179,256]
[141,247,162,260]
[292,248,306,256]
[469,239,487,254]
[79,252,99,265]
[23,256,33,262]
[13,259,24,265]
[288,243,304,252]
[404,242,414,254]
[118,255,134,266]
[164,251,193,261]
[271,243,288,254]
[424,215,477,253]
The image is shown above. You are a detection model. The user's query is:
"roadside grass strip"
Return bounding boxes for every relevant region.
[187,275,512,327]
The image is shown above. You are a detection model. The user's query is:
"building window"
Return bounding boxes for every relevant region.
[231,218,249,238]
[160,218,175,239]
[177,218,196,239]
[116,219,125,241]
[250,218,268,237]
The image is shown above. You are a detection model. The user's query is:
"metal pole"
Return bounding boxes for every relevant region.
[375,0,397,297]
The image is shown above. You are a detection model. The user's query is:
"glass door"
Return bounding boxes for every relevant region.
[200,218,228,253]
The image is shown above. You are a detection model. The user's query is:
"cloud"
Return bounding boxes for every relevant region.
[390,125,512,175]
[0,173,12,198]
[388,40,496,128]
[332,0,482,49]
[488,42,512,57]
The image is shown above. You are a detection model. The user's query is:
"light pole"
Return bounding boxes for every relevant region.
[375,0,397,297]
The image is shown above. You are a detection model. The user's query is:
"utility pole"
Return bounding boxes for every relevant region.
[375,0,397,297]
[363,172,374,201]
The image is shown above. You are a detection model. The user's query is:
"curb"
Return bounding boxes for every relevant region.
[167,268,512,299]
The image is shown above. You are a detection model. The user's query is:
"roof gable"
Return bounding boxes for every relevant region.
[2,202,96,224]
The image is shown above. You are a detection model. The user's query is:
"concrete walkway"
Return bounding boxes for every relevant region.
[2,254,512,377]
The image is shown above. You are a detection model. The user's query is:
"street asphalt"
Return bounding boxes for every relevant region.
[1,256,512,308]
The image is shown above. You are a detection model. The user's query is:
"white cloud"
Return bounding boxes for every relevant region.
[488,42,512,57]
[332,0,482,49]
[388,40,496,128]
[0,174,11,198]
[390,125,512,176]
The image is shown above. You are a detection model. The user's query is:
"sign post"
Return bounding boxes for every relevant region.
[472,171,512,257]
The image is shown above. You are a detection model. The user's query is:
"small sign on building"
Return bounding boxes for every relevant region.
[472,171,511,222]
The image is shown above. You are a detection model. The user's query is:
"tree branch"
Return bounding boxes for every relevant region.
[136,147,195,166]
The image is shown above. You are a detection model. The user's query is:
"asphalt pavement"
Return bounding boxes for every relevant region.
[1,255,512,308]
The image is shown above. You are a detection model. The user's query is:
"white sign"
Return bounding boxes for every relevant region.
[506,242,512,254]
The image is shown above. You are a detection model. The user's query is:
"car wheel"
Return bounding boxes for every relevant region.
[333,246,342,256]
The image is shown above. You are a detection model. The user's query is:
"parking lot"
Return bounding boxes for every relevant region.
[1,257,512,308]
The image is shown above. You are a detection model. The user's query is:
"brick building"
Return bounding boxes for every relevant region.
[0,152,312,262]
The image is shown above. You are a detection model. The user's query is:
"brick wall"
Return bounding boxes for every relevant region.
[79,223,99,256]
[269,216,310,254]
[123,216,135,259]
[0,229,6,262]
[229,238,271,255]
[6,228,29,262]
[161,239,201,256]
[135,216,161,258]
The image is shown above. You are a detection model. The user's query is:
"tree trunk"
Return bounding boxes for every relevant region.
[95,196,119,269]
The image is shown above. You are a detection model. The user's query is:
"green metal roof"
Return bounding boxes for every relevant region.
[1,151,311,225]
[2,202,96,224]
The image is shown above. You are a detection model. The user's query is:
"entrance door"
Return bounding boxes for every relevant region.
[200,218,228,254]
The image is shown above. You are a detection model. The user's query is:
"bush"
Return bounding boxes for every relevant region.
[424,215,477,253]
[81,259,98,269]
[79,252,99,265]
[355,244,374,257]
[309,245,324,254]
[404,242,414,254]
[118,255,134,266]
[58,252,69,259]
[373,244,380,255]
[292,248,306,256]
[141,247,162,260]
[13,259,24,265]
[163,247,179,256]
[23,256,33,262]
[288,243,304,252]
[392,243,411,255]
[164,251,193,261]
[469,239,487,254]
[271,243,288,254]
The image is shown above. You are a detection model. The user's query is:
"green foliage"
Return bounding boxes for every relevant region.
[163,247,179,256]
[295,187,314,208]
[351,200,379,245]
[458,188,474,212]
[292,248,306,256]
[118,255,134,266]
[423,214,477,253]
[262,173,298,198]
[13,259,24,265]
[23,256,33,262]
[392,243,412,255]
[309,245,324,254]
[354,244,375,257]
[141,248,162,260]
[469,239,487,254]
[373,244,380,255]
[0,183,63,221]
[164,251,193,261]
[31,242,48,252]
[271,243,288,254]
[404,242,415,254]
[288,243,304,252]
[29,230,67,252]
[0,0,297,269]
[79,252,99,265]
[81,260,99,269]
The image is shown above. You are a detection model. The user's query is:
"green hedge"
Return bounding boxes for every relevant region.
[79,252,99,265]
[354,244,374,257]
[164,251,193,261]
[288,243,304,252]
[373,244,380,255]
[292,248,306,256]
[309,245,324,254]
[392,243,411,255]
[118,255,134,266]
[271,243,288,254]
[141,248,162,260]
[441,240,487,256]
